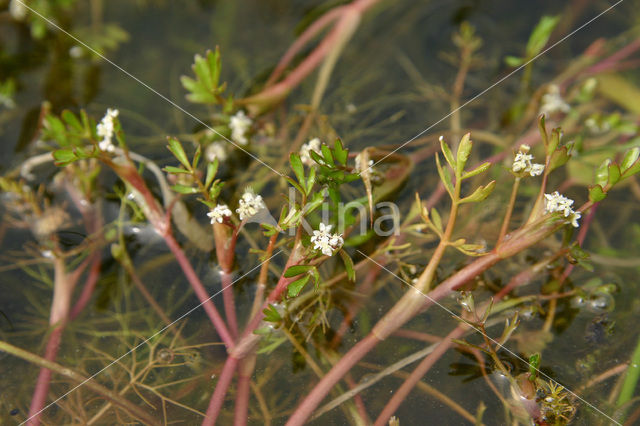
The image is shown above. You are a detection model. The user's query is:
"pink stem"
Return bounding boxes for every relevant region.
[164,233,235,349]
[286,333,380,425]
[585,38,640,75]
[203,355,239,426]
[265,7,344,87]
[373,326,466,425]
[69,253,101,320]
[234,356,255,426]
[221,271,239,339]
[27,325,64,426]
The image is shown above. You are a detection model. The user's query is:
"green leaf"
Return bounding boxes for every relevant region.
[209,181,223,200]
[588,185,607,202]
[61,110,83,132]
[547,146,571,173]
[284,176,305,195]
[459,181,496,204]
[288,275,311,297]
[439,137,456,171]
[284,265,313,278]
[622,147,640,171]
[53,149,77,166]
[193,144,202,169]
[171,184,197,194]
[205,159,219,189]
[334,139,348,165]
[194,53,214,91]
[549,128,561,155]
[167,137,190,169]
[461,162,491,180]
[431,207,443,234]
[607,162,621,186]
[538,115,549,151]
[305,166,316,195]
[290,153,305,187]
[339,250,356,282]
[504,55,524,67]
[163,166,191,174]
[262,304,282,323]
[321,144,335,167]
[526,15,559,58]
[595,159,610,187]
[456,133,472,173]
[435,153,454,197]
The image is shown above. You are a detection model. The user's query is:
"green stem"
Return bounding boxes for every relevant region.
[617,334,640,407]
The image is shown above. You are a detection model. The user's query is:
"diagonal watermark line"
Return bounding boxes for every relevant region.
[21,250,284,425]
[357,250,622,425]
[14,0,285,178]
[370,0,625,170]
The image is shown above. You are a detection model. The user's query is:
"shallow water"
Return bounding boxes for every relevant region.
[1,0,639,424]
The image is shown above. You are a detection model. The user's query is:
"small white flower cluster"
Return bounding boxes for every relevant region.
[96,108,119,152]
[236,189,266,221]
[206,142,227,162]
[229,111,252,145]
[539,85,570,116]
[310,223,344,256]
[300,138,322,166]
[512,144,544,176]
[207,204,232,224]
[544,191,581,227]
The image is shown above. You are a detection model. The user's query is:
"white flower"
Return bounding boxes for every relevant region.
[207,204,232,224]
[539,85,570,116]
[310,223,344,256]
[512,145,544,177]
[544,191,580,227]
[206,142,228,162]
[96,108,119,152]
[236,189,265,221]
[569,211,581,228]
[229,111,252,145]
[529,163,545,176]
[300,138,322,166]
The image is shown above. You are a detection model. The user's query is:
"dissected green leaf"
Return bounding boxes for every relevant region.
[334,139,348,165]
[262,304,282,323]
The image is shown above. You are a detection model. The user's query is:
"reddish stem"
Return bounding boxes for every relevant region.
[68,252,101,320]
[373,326,466,425]
[164,233,235,349]
[221,271,239,339]
[203,355,239,426]
[234,356,256,426]
[27,324,64,426]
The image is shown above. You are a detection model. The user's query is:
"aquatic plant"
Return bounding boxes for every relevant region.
[1,1,640,425]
